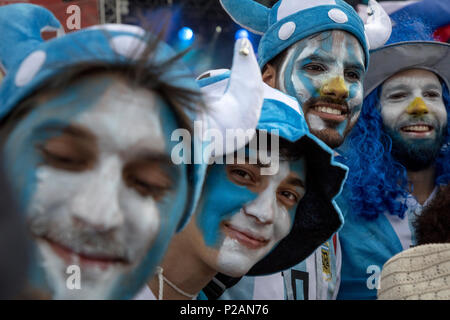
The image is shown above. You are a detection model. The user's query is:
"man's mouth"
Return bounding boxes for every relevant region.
[309,103,348,122]
[222,222,269,250]
[400,124,434,137]
[38,236,129,270]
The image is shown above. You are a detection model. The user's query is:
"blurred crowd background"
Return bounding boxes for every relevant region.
[0,0,448,76]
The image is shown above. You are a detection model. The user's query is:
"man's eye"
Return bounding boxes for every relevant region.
[232,169,252,181]
[280,190,298,202]
[277,189,301,210]
[388,92,408,100]
[345,70,361,81]
[226,165,258,187]
[303,64,326,73]
[122,161,173,200]
[423,91,441,98]
[124,173,170,199]
[39,145,88,172]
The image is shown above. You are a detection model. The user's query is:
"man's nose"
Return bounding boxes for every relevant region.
[406,97,429,116]
[244,195,276,225]
[69,157,124,231]
[320,76,349,100]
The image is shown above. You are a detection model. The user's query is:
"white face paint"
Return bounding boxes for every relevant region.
[380,69,447,141]
[184,144,307,277]
[216,160,297,276]
[21,75,186,299]
[277,30,365,148]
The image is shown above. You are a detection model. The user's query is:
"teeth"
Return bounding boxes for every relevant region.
[314,106,342,115]
[403,125,431,132]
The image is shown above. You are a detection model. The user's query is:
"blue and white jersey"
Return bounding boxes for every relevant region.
[337,187,439,300]
[217,235,341,300]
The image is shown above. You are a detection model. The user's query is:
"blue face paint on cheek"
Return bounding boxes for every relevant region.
[336,119,349,137]
[284,48,319,103]
[196,164,258,247]
[348,82,360,100]
[284,39,336,104]
[348,82,363,113]
[343,35,364,114]
[2,78,112,213]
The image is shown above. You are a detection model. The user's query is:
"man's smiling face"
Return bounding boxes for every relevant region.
[174,137,307,278]
[275,30,365,148]
[3,73,190,299]
[380,69,448,170]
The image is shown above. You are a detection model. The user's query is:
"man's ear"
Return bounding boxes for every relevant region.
[262,63,277,88]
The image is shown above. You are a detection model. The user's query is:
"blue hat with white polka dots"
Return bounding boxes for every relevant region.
[0,3,205,232]
[220,0,376,70]
[0,4,200,122]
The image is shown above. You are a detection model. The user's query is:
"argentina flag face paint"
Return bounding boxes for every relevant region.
[2,73,189,299]
[277,30,365,148]
[179,138,307,277]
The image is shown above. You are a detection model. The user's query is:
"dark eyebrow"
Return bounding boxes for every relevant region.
[305,54,334,64]
[34,123,96,141]
[233,152,272,168]
[62,124,96,141]
[286,176,305,189]
[383,84,410,94]
[127,151,174,166]
[344,62,365,73]
[423,83,442,91]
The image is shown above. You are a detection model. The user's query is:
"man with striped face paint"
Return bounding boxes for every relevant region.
[271,30,365,148]
[141,139,307,300]
[136,76,346,300]
[220,0,392,149]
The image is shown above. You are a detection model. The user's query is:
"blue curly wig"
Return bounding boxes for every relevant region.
[336,15,450,220]
[338,82,450,220]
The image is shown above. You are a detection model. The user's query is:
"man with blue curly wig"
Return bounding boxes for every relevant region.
[336,21,450,300]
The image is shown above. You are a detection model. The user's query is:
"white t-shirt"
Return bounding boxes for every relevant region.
[134,285,157,300]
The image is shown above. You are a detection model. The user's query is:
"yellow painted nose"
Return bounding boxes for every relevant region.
[406,97,429,116]
[320,77,349,100]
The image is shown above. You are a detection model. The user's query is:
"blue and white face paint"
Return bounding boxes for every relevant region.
[277,30,365,148]
[380,69,448,170]
[3,73,189,299]
[180,136,307,277]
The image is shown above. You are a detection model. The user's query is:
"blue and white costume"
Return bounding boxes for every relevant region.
[214,0,391,300]
[336,35,450,299]
[0,4,266,299]
[197,70,348,300]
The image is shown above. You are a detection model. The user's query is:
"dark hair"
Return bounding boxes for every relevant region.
[414,185,450,245]
[262,49,287,75]
[0,30,205,142]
